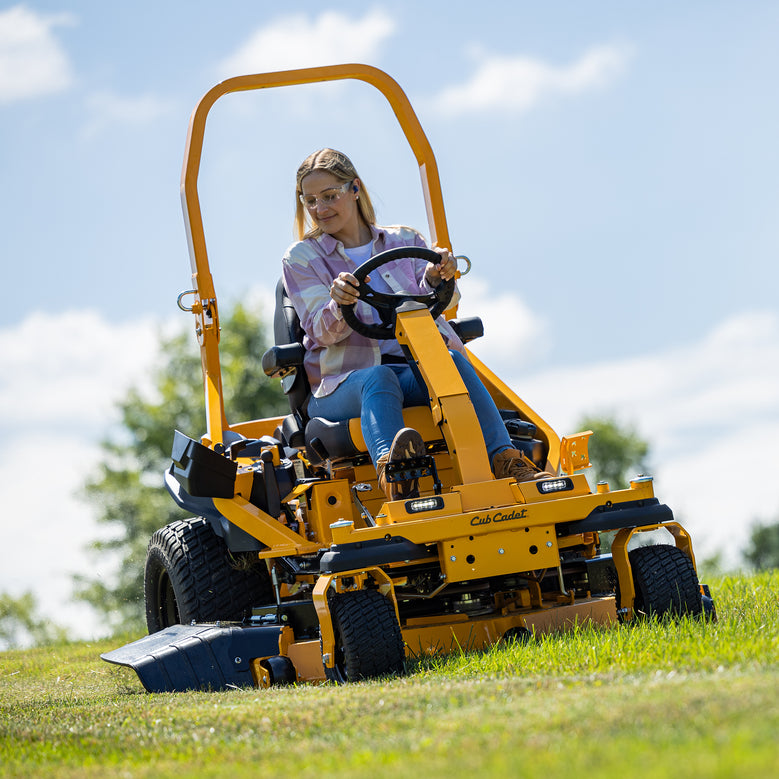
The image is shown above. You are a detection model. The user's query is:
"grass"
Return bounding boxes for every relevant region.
[1,571,777,778]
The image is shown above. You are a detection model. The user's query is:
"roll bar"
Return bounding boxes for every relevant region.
[179,65,451,444]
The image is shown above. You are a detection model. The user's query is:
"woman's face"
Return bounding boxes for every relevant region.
[300,170,361,241]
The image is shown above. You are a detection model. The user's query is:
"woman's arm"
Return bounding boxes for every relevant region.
[282,254,353,347]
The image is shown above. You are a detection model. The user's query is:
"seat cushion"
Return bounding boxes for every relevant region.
[305,406,443,466]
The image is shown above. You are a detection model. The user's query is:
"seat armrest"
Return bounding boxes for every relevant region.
[450,316,484,343]
[261,343,306,377]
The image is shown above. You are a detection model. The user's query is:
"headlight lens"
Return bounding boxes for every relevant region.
[405,496,445,513]
[536,477,574,494]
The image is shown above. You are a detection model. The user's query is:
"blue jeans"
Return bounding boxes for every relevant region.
[307,350,512,466]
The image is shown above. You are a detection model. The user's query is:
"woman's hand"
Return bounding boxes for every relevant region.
[424,247,457,285]
[329,271,368,305]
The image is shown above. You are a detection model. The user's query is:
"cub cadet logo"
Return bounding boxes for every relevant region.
[470,508,528,526]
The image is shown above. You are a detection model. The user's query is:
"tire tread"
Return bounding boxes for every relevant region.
[145,517,272,632]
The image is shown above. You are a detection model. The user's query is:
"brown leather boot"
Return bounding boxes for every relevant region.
[376,428,426,501]
[492,448,552,483]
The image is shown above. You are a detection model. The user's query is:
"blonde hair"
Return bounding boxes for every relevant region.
[294,148,376,240]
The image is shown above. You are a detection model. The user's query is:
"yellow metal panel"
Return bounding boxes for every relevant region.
[348,405,443,450]
[332,485,654,550]
[440,525,559,583]
[249,658,272,688]
[213,495,320,555]
[512,473,592,503]
[450,478,519,512]
[521,597,617,634]
[394,306,493,484]
[435,397,495,484]
[261,597,617,683]
[402,597,615,659]
[286,640,327,682]
[307,480,357,545]
[228,416,288,439]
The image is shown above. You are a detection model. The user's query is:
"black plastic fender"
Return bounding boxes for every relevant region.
[101,624,284,692]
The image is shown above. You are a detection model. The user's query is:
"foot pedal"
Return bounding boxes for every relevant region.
[385,454,441,494]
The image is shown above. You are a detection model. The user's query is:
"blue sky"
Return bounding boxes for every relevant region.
[2,1,778,640]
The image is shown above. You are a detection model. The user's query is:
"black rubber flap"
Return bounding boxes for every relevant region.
[101,624,283,692]
[556,499,673,537]
[320,536,431,573]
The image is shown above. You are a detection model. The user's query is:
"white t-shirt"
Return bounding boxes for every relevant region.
[343,242,403,358]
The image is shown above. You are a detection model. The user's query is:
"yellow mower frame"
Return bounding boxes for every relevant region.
[102,65,713,692]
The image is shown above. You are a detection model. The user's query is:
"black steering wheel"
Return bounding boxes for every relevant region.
[340,246,455,340]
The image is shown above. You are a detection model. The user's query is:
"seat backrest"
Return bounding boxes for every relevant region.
[273,279,311,420]
[274,278,304,347]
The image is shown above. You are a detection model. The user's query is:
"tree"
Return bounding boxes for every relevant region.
[75,303,287,632]
[0,591,68,650]
[575,413,650,489]
[742,520,779,571]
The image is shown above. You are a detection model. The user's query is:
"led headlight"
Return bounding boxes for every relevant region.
[536,477,574,494]
[405,496,445,513]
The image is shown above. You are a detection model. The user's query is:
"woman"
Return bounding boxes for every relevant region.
[282,148,548,501]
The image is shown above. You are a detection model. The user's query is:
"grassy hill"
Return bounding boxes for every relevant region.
[1,571,777,778]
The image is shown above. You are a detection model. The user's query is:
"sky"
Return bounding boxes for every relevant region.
[1,1,778,642]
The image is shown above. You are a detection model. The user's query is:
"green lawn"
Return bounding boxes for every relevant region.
[1,572,777,779]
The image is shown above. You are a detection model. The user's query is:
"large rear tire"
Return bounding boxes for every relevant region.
[628,544,702,618]
[145,517,272,633]
[325,589,406,683]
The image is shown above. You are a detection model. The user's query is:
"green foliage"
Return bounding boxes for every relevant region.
[743,519,779,571]
[576,413,650,488]
[1,572,777,779]
[0,591,68,650]
[75,303,287,631]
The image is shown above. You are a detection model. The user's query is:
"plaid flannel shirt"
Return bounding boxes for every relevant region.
[282,224,464,398]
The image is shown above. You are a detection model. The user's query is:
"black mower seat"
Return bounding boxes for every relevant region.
[261,280,484,467]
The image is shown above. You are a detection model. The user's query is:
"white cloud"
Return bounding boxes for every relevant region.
[458,275,547,368]
[81,90,173,138]
[0,434,115,644]
[432,43,633,117]
[217,9,397,76]
[0,4,75,104]
[0,309,161,436]
[0,309,165,640]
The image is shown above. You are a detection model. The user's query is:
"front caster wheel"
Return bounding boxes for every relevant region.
[325,589,405,683]
[628,544,703,619]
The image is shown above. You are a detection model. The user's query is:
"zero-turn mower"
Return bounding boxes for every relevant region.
[102,65,714,692]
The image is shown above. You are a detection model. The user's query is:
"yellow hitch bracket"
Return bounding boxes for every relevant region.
[249,627,299,689]
[250,658,273,689]
[560,431,593,475]
[610,528,635,620]
[312,574,336,668]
